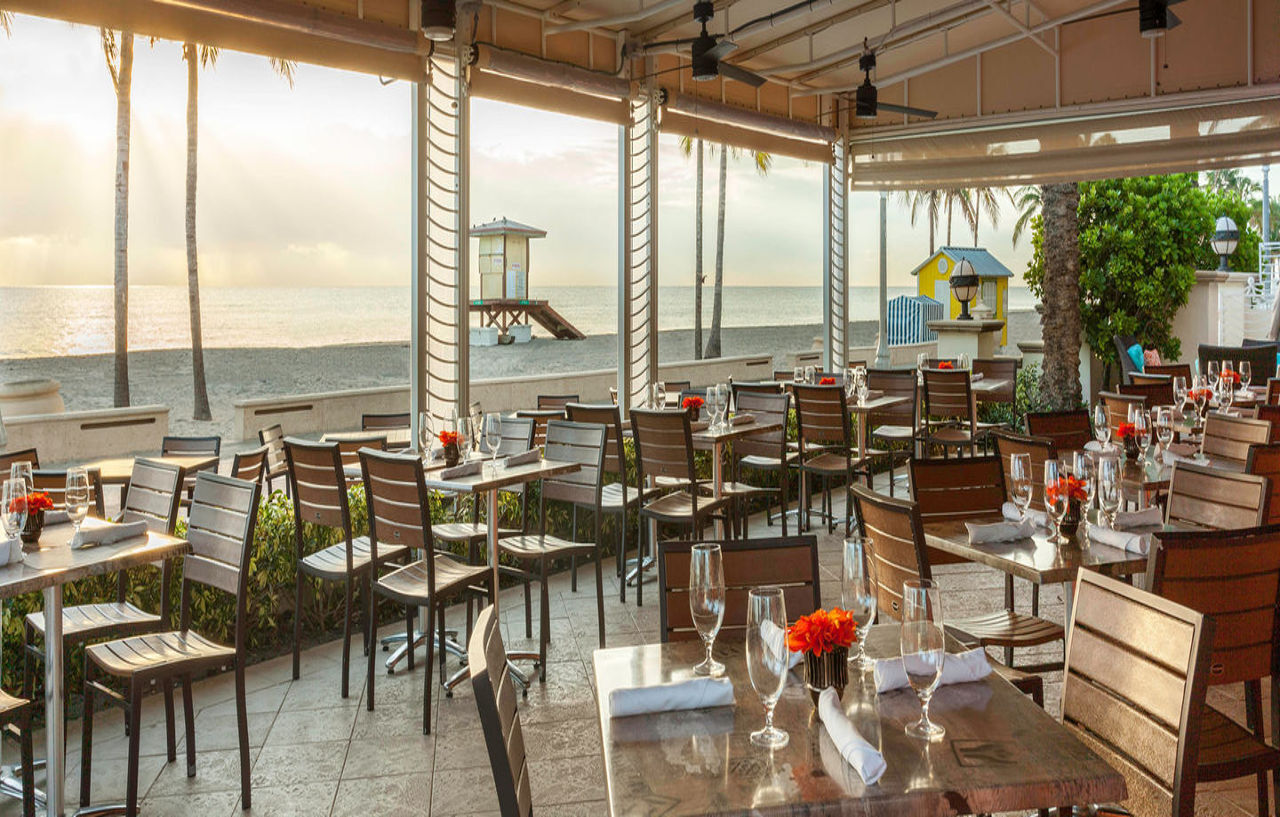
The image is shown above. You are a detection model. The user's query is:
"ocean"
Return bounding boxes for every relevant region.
[0,285,1039,359]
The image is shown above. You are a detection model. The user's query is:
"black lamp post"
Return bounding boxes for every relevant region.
[949,258,980,320]
[1211,215,1239,271]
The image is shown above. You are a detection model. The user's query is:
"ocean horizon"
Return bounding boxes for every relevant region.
[0,284,1039,359]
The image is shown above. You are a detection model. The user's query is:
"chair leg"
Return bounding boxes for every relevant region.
[423,604,436,735]
[1003,575,1016,668]
[163,678,177,763]
[524,575,534,639]
[182,674,196,778]
[293,570,303,680]
[405,604,416,673]
[126,685,143,817]
[21,624,34,700]
[618,510,628,604]
[18,710,33,817]
[341,577,353,699]
[235,663,251,810]
[80,669,96,808]
[367,595,379,712]
[595,547,606,650]
[570,507,579,592]
[539,558,551,683]
[361,574,372,657]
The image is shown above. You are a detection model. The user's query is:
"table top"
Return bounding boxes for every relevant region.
[593,627,1124,817]
[343,455,450,481]
[422,457,580,494]
[323,428,412,445]
[692,418,784,443]
[971,377,1010,394]
[81,454,220,485]
[0,519,189,598]
[921,512,1155,585]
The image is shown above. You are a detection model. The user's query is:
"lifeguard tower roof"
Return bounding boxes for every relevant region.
[471,218,547,239]
[909,247,1013,278]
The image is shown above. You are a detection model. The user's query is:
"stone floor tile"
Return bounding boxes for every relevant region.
[331,772,433,817]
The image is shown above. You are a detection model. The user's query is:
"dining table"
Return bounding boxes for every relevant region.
[0,518,189,817]
[692,417,783,536]
[78,453,219,488]
[593,626,1126,817]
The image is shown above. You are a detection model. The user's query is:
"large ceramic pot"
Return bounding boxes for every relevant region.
[804,646,849,707]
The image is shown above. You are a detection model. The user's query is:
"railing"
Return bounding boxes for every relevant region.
[1246,241,1280,308]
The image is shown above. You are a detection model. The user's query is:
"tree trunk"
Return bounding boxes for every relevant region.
[928,217,935,256]
[1039,182,1083,410]
[113,32,133,407]
[186,45,212,421]
[946,197,953,246]
[693,139,704,360]
[704,145,727,359]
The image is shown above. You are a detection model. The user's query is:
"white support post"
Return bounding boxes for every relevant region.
[823,112,849,371]
[876,189,890,368]
[410,64,428,451]
[618,80,660,414]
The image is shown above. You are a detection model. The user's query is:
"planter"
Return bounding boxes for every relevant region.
[804,646,848,706]
[0,379,65,418]
[443,442,460,468]
[1122,436,1139,460]
[20,509,43,549]
[1059,499,1082,539]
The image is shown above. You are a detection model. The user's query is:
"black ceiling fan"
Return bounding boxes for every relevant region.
[854,42,936,119]
[645,1,768,88]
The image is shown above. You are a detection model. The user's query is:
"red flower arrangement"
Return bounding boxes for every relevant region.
[437,430,460,447]
[937,361,954,370]
[8,492,52,514]
[1221,370,1241,386]
[787,608,858,656]
[1045,476,1088,505]
[1115,422,1136,440]
[682,396,705,411]
[1190,388,1213,402]
[819,377,836,385]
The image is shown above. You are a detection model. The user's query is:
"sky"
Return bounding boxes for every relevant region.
[0,14,1042,291]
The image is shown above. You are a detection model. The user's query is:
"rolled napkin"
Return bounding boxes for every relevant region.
[71,520,148,550]
[1113,506,1162,529]
[759,619,804,670]
[874,648,990,693]
[44,510,70,526]
[1001,502,1047,529]
[608,676,734,718]
[1083,440,1106,453]
[504,449,542,468]
[964,517,1034,545]
[817,688,886,785]
[1089,524,1150,555]
[440,460,483,480]
[1162,450,1206,468]
[0,538,21,565]
[970,372,985,382]
[730,413,755,426]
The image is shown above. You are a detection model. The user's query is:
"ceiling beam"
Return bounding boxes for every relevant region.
[722,0,892,63]
[978,0,1054,56]
[545,0,687,35]
[631,0,740,43]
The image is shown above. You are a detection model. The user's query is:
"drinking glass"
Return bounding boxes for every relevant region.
[958,353,971,371]
[804,365,817,384]
[484,412,503,472]
[2,478,27,544]
[1173,376,1188,409]
[1009,453,1033,522]
[704,387,720,428]
[1155,408,1174,455]
[1097,456,1121,529]
[1193,377,1210,420]
[1240,361,1252,391]
[793,366,804,384]
[418,412,435,458]
[1218,377,1234,413]
[844,368,857,400]
[689,543,725,676]
[1132,411,1150,464]
[715,383,730,429]
[9,461,32,498]
[1044,458,1068,543]
[1072,451,1095,511]
[842,536,877,672]
[856,379,870,406]
[1207,360,1220,390]
[1093,403,1111,448]
[901,579,946,741]
[65,467,90,533]
[469,408,484,459]
[746,586,790,749]
[917,352,929,372]
[654,382,667,410]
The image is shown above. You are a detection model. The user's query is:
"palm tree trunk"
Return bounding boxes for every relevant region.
[946,197,953,246]
[113,32,133,408]
[1039,183,1083,409]
[186,44,212,421]
[704,145,728,359]
[693,138,704,360]
[928,218,935,256]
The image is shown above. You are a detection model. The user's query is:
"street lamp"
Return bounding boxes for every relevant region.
[1211,215,1239,271]
[949,258,980,320]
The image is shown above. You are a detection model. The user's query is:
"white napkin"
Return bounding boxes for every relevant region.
[1001,502,1047,528]
[608,676,735,718]
[964,517,1034,545]
[504,449,541,468]
[1114,507,1162,529]
[0,538,21,565]
[874,648,991,693]
[1162,450,1205,467]
[759,619,804,670]
[1084,440,1106,453]
[440,460,483,480]
[71,520,148,550]
[43,510,70,526]
[730,413,755,426]
[970,372,985,382]
[1089,524,1150,555]
[817,688,886,785]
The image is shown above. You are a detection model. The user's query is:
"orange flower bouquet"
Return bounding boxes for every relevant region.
[788,608,857,704]
[1046,476,1088,537]
[682,395,704,420]
[818,377,836,386]
[11,492,53,546]
[937,361,954,370]
[438,430,462,466]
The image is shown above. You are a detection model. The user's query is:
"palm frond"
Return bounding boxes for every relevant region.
[753,150,772,177]
[100,28,120,93]
[269,57,297,87]
[0,11,14,38]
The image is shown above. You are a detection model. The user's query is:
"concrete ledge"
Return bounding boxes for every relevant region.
[1,405,170,466]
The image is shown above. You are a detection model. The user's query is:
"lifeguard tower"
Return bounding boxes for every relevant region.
[470,217,584,345]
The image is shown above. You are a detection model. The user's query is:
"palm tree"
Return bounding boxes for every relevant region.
[1205,168,1260,198]
[1038,183,1083,409]
[679,135,705,359]
[103,29,134,407]
[0,11,14,36]
[184,43,217,422]
[897,190,942,255]
[1008,186,1041,248]
[942,188,969,245]
[965,187,1002,246]
[704,145,771,359]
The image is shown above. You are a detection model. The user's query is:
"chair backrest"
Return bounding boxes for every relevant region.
[1130,372,1171,386]
[657,537,821,643]
[629,409,696,484]
[663,380,692,395]
[991,430,1056,511]
[283,438,351,532]
[1063,570,1213,817]
[866,369,916,428]
[181,473,261,647]
[565,403,627,479]
[541,420,606,510]
[258,424,287,476]
[486,417,536,458]
[676,389,707,413]
[973,358,1017,403]
[536,394,579,410]
[1025,409,1094,453]
[0,447,39,474]
[1201,412,1272,467]
[1166,461,1268,530]
[1146,363,1193,383]
[122,458,185,534]
[161,435,222,457]
[909,455,1006,524]
[513,410,555,447]
[361,412,410,432]
[921,369,974,424]
[1268,379,1280,406]
[1200,343,1278,388]
[732,381,783,398]
[230,446,269,485]
[32,468,106,519]
[1100,391,1146,435]
[733,391,790,460]
[1258,404,1280,442]
[1113,334,1140,381]
[1247,442,1280,525]
[1119,380,1174,408]
[469,606,532,817]
[329,434,387,469]
[925,358,959,368]
[772,369,795,382]
[1149,525,1280,687]
[792,384,851,448]
[360,447,434,574]
[850,486,927,621]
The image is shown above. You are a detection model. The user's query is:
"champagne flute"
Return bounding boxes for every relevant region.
[484,412,503,473]
[1240,361,1252,391]
[843,536,878,672]
[901,579,946,741]
[1044,458,1068,543]
[1097,456,1121,529]
[746,586,790,749]
[1193,377,1210,421]
[1218,377,1235,413]
[2,478,27,545]
[690,543,725,676]
[1155,408,1173,456]
[1072,451,1095,512]
[1173,376,1188,410]
[1009,453,1033,523]
[1093,404,1111,449]
[1207,360,1220,391]
[418,412,435,458]
[65,467,90,534]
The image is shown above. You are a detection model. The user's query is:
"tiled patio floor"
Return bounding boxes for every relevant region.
[0,494,1265,816]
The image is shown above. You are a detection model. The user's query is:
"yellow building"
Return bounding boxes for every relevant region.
[910,247,1013,346]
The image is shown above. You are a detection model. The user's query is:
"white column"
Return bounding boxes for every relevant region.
[410,72,428,450]
[618,82,660,413]
[876,189,890,368]
[822,120,849,371]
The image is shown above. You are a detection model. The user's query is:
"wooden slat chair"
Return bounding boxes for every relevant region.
[1267,378,1280,406]
[852,485,1062,684]
[1148,525,1280,817]
[323,433,387,471]
[657,536,820,644]
[361,413,411,450]
[990,430,1057,620]
[1165,462,1268,531]
[1130,372,1171,386]
[31,468,106,519]
[772,369,796,382]
[469,605,532,817]
[909,455,1005,570]
[1025,409,1094,453]
[23,459,186,746]
[499,420,609,679]
[230,445,269,485]
[359,448,492,732]
[731,381,784,397]
[974,358,1018,404]
[918,368,979,457]
[728,391,796,536]
[630,409,729,607]
[0,691,36,817]
[535,394,579,410]
[257,424,289,496]
[514,409,558,447]
[792,383,869,534]
[284,438,409,697]
[1100,391,1147,437]
[162,435,221,505]
[1201,412,1272,468]
[1062,570,1215,817]
[1254,404,1280,442]
[663,380,692,395]
[1120,379,1175,408]
[1247,442,1280,525]
[0,447,39,474]
[1146,362,1194,383]
[79,473,260,816]
[866,369,917,498]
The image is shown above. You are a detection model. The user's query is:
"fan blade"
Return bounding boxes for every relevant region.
[718,61,767,88]
[877,101,938,119]
[704,38,738,61]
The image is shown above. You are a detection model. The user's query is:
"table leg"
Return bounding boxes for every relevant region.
[712,441,725,538]
[488,488,535,689]
[44,585,64,817]
[0,602,44,809]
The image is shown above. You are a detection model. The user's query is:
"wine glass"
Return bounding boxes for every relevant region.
[2,478,27,545]
[843,536,877,672]
[1009,453,1033,522]
[9,461,32,499]
[469,408,484,460]
[804,365,817,384]
[704,387,719,428]
[654,382,668,410]
[1173,376,1188,410]
[418,412,435,458]
[917,352,929,372]
[1044,458,1068,543]
[1193,377,1210,420]
[901,579,946,741]
[746,586,790,749]
[65,467,90,534]
[1097,456,1121,530]
[793,366,804,384]
[958,353,971,371]
[1207,360,1220,391]
[1240,361,1252,391]
[689,543,725,676]
[1093,403,1111,449]
[484,412,503,473]
[1072,452,1095,512]
[1155,408,1174,456]
[1218,377,1235,413]
[1132,411,1150,464]
[715,383,730,430]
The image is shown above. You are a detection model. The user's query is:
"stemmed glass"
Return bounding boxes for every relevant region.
[2,478,27,545]
[1193,377,1210,421]
[689,543,725,676]
[1132,410,1150,465]
[1207,360,1220,392]
[1044,458,1068,543]
[715,383,730,430]
[793,366,804,384]
[704,387,720,429]
[843,536,877,672]
[1072,452,1095,513]
[958,353,971,371]
[65,467,90,535]
[9,461,33,499]
[804,365,817,384]
[1097,456,1121,529]
[469,407,484,460]
[1173,376,1188,411]
[856,369,870,406]
[484,412,503,473]
[418,412,435,458]
[1009,453,1033,522]
[653,382,667,410]
[1093,404,1111,450]
[1155,408,1173,458]
[901,579,946,741]
[746,586,790,748]
[1218,376,1235,413]
[1240,361,1252,391]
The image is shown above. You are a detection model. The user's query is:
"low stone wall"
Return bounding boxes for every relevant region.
[786,342,938,371]
[1,405,170,466]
